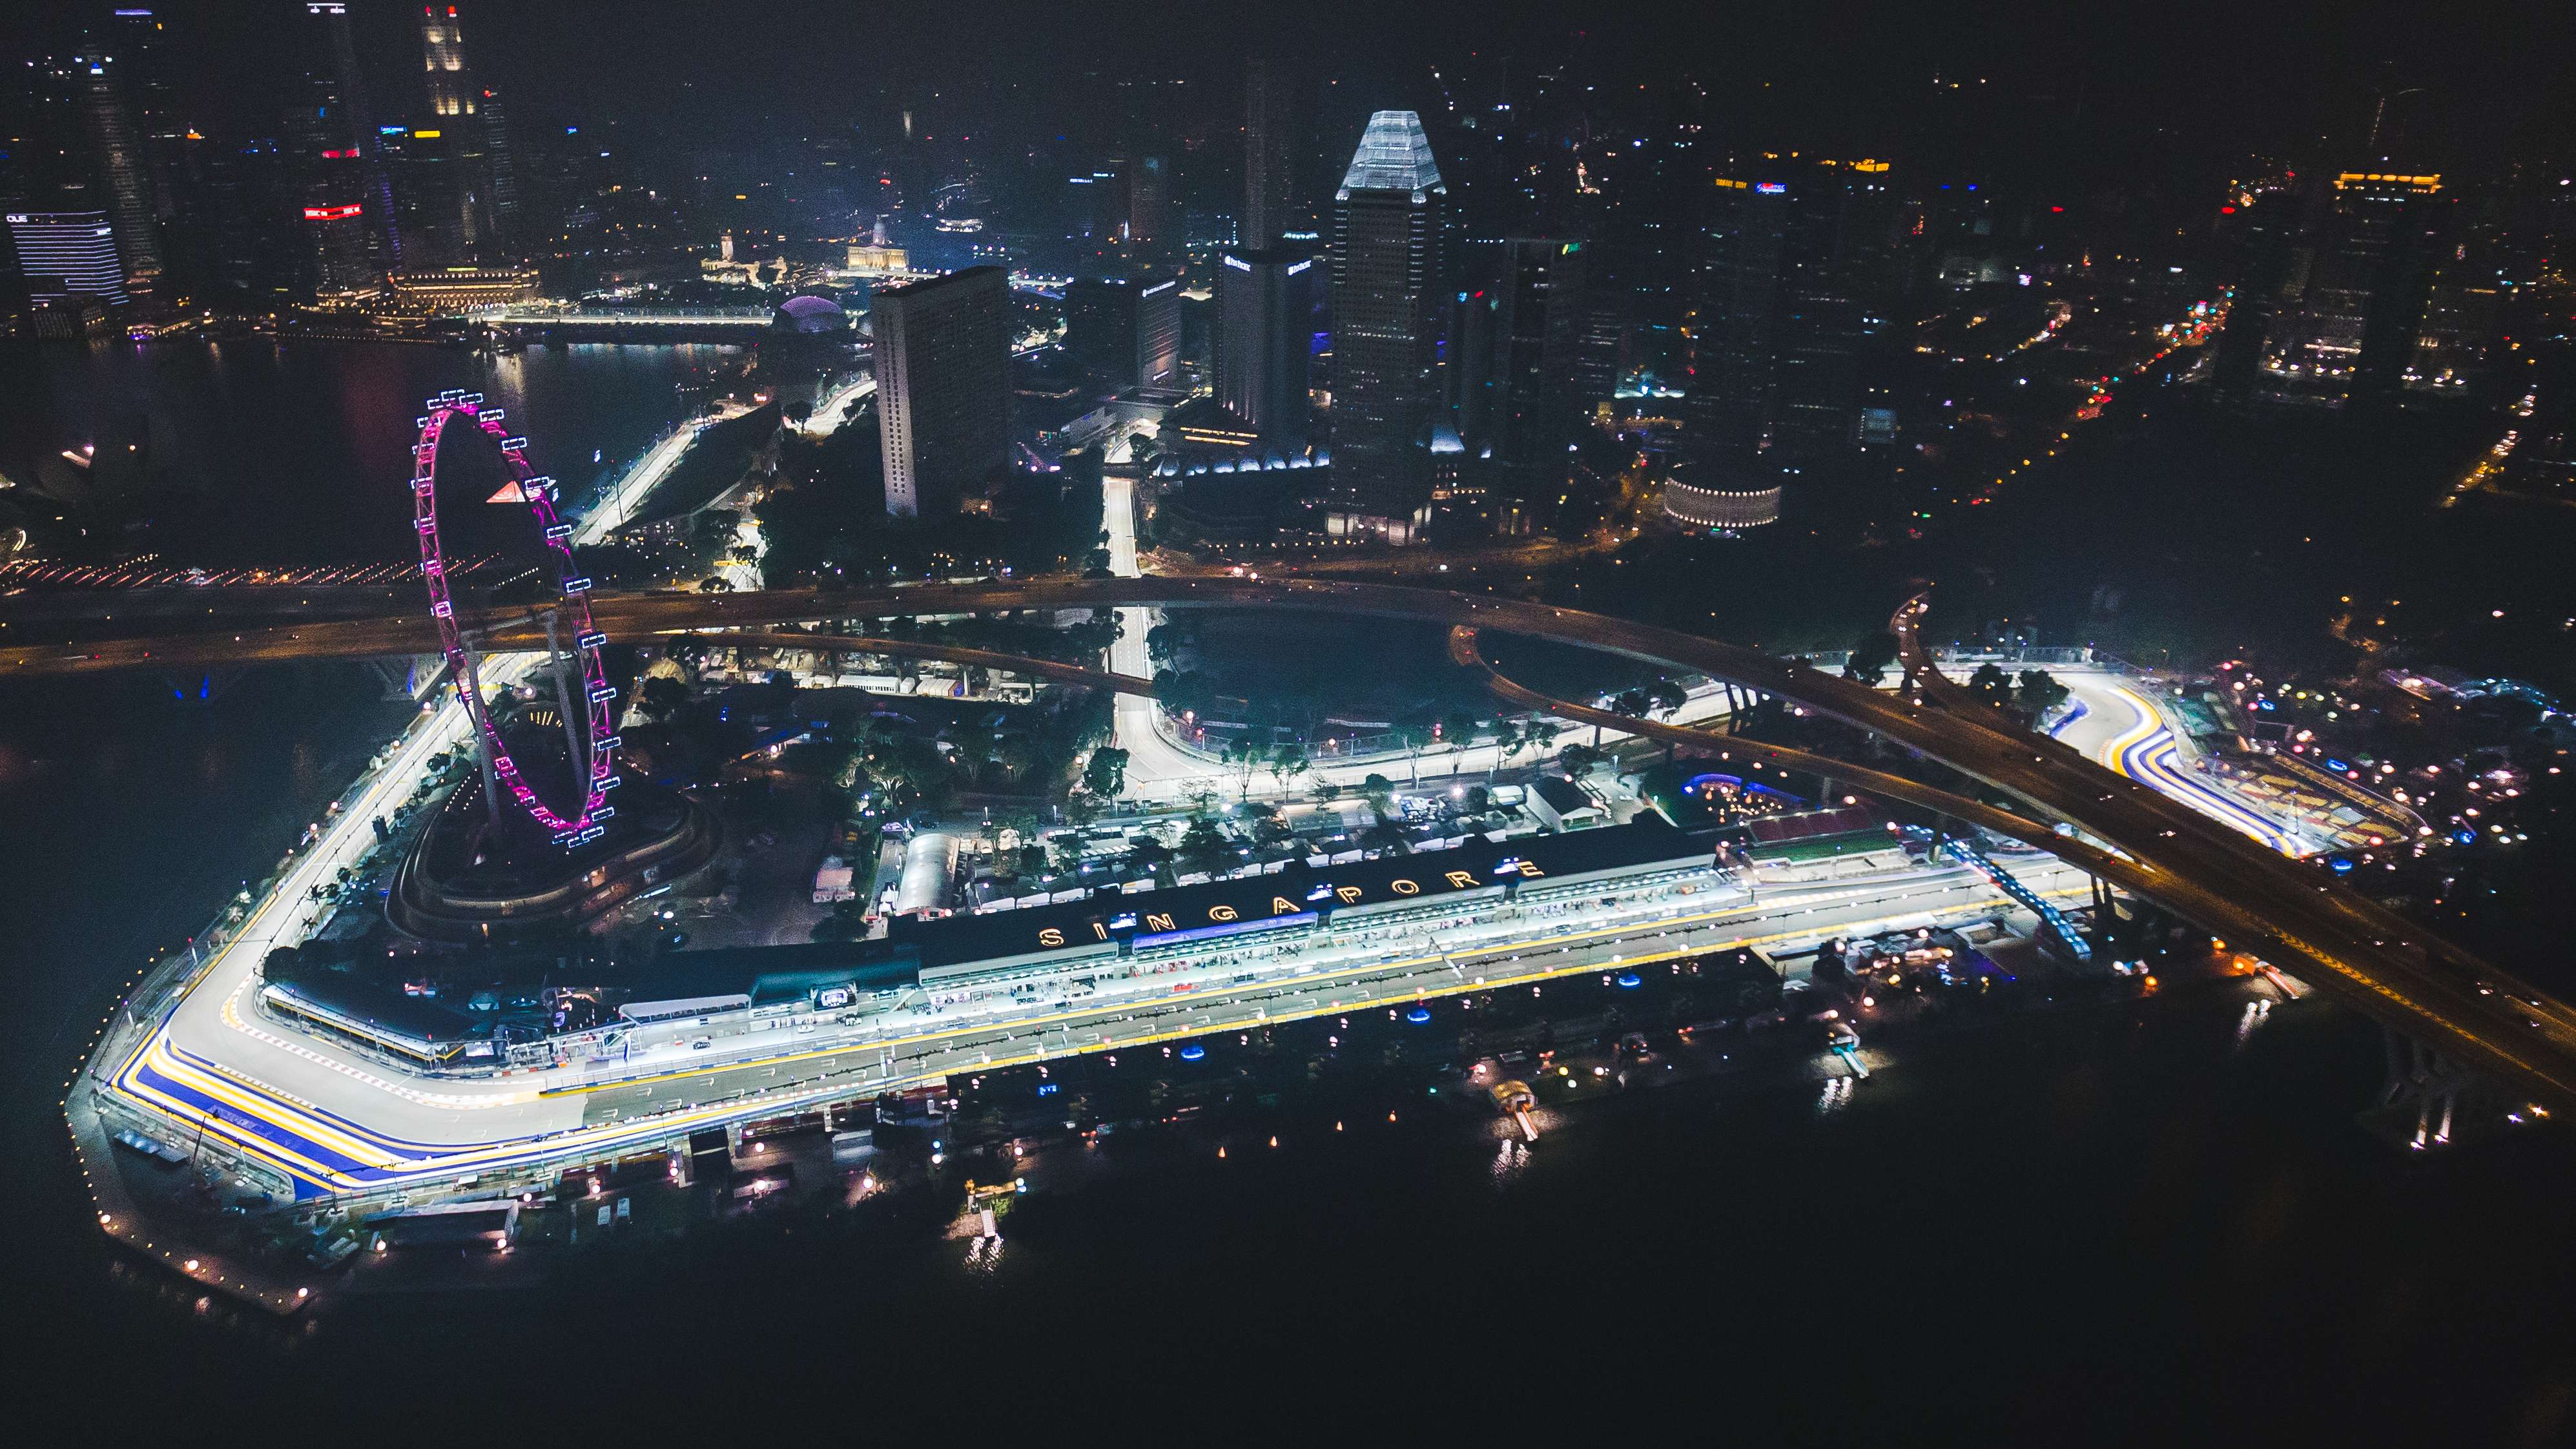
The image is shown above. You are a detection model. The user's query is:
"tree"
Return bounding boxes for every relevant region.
[1242,801,1294,848]
[1265,743,1310,796]
[699,575,733,593]
[1439,711,1482,772]
[1050,834,1091,877]
[1153,668,1214,719]
[1648,679,1689,718]
[1145,621,1195,668]
[637,675,692,723]
[1560,742,1607,781]
[1217,737,1266,798]
[1609,688,1651,721]
[1359,772,1396,817]
[1485,719,1520,781]
[1177,815,1237,876]
[1968,663,2015,711]
[1081,745,1129,799]
[1123,834,1173,878]
[810,903,871,941]
[2017,669,2070,715]
[1392,723,1436,785]
[1845,631,1901,689]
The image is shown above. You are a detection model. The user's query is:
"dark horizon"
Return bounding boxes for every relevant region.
[6,0,2570,183]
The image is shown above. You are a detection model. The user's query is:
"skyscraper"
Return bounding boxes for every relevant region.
[1127,155,1170,247]
[307,2,401,268]
[1244,59,1295,249]
[414,4,500,261]
[875,265,1013,518]
[1328,111,1447,541]
[1487,238,1590,480]
[2293,171,2447,407]
[1685,158,1897,468]
[296,4,386,296]
[2209,181,2305,407]
[1065,276,1182,390]
[74,49,161,302]
[1217,247,1317,445]
[107,9,182,229]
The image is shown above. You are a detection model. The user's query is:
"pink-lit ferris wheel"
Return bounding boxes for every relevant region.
[412,390,619,846]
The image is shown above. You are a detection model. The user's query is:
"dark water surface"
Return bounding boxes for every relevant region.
[0,338,741,562]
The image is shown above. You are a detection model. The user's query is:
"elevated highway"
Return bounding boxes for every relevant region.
[33,575,2576,1111]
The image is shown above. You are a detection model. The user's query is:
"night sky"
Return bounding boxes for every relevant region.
[11,0,2571,183]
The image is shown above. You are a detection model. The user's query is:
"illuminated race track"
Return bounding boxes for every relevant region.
[2080,681,2303,854]
[57,575,2576,1206]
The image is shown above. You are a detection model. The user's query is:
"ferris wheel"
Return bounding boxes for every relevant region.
[411,390,619,846]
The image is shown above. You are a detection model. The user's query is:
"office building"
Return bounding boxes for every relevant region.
[1685,158,1898,466]
[1244,59,1295,248]
[2272,172,2447,406]
[293,6,387,297]
[305,3,400,268]
[107,9,183,231]
[1328,110,1447,542]
[74,50,162,302]
[8,209,129,307]
[2209,182,2306,407]
[1218,247,1317,446]
[1065,276,1181,390]
[876,266,1013,518]
[1127,155,1170,246]
[411,4,503,261]
[1487,238,1590,480]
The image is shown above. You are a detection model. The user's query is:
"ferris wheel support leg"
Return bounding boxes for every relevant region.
[543,610,590,792]
[460,637,504,834]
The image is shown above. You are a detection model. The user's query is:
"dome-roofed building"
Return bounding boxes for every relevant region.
[775,294,849,333]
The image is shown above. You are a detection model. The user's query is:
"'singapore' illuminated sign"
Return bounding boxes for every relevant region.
[1028,859,1547,952]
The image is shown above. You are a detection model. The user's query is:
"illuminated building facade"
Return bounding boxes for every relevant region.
[408,4,513,261]
[8,210,129,307]
[1659,458,1782,533]
[385,264,537,313]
